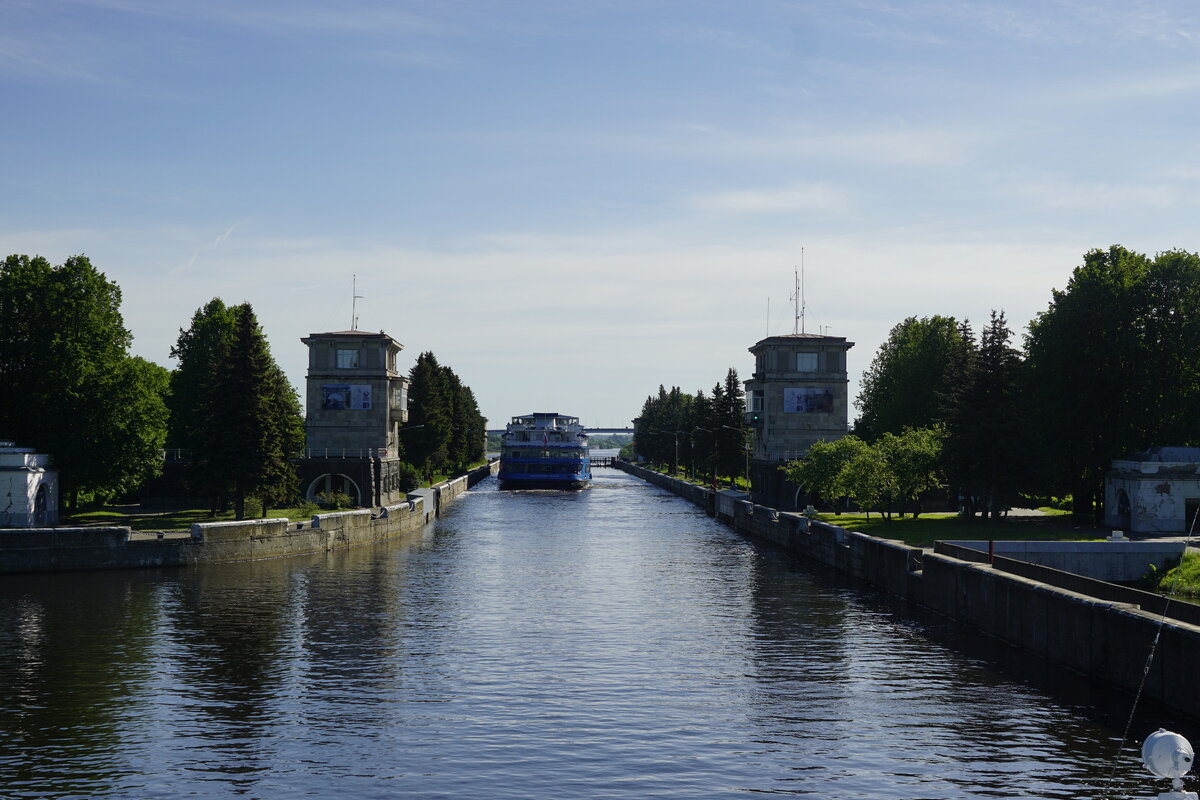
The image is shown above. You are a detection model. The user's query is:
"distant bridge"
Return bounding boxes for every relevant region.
[486,427,634,436]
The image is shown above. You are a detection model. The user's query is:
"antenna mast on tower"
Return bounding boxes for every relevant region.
[790,248,806,334]
[351,274,363,331]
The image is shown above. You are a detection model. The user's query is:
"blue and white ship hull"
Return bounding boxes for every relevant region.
[498,412,591,489]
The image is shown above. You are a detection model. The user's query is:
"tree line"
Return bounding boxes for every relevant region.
[788,244,1200,522]
[404,351,487,484]
[634,368,750,484]
[0,254,485,517]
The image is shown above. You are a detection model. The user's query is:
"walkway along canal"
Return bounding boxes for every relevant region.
[0,465,1174,798]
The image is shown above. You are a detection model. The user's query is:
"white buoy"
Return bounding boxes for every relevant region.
[1144,729,1198,799]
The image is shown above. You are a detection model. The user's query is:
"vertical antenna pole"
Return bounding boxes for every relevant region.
[801,247,806,334]
[351,274,364,331]
[790,248,806,335]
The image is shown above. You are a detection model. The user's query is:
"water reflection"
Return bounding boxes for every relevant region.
[0,570,161,797]
[0,471,1172,798]
[742,548,1152,799]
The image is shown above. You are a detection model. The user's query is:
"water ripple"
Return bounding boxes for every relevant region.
[0,471,1159,798]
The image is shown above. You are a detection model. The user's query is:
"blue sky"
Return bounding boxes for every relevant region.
[5,1,1200,428]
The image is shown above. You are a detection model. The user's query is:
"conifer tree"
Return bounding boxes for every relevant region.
[716,367,748,484]
[943,311,1024,519]
[449,375,486,473]
[194,303,301,519]
[169,299,237,451]
[407,352,452,482]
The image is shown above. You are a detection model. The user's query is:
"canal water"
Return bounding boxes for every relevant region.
[0,466,1172,799]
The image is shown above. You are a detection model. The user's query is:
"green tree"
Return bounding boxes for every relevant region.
[943,311,1026,519]
[779,435,870,512]
[407,352,452,482]
[878,426,943,518]
[0,254,168,508]
[168,299,237,451]
[696,383,722,476]
[715,368,748,485]
[194,304,302,519]
[102,357,172,497]
[1025,245,1200,521]
[633,369,744,482]
[443,365,486,474]
[635,384,696,474]
[855,315,967,440]
[840,440,894,520]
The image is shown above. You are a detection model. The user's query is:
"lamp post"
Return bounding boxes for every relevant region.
[722,425,750,492]
[693,427,712,482]
[646,430,684,476]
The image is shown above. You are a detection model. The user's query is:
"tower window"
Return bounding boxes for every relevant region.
[796,352,818,372]
[336,349,359,368]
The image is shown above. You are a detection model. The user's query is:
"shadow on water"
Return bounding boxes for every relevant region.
[742,541,1186,799]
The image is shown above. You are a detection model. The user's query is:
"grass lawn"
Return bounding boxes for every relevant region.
[64,505,315,533]
[1156,551,1200,599]
[811,510,1106,548]
[62,460,496,533]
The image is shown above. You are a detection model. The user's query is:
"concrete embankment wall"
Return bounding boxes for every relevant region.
[0,460,498,574]
[616,460,1200,722]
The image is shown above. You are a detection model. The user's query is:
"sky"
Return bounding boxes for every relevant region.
[4,0,1200,430]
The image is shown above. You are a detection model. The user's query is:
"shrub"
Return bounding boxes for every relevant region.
[315,491,354,510]
[1155,552,1200,598]
[397,463,422,493]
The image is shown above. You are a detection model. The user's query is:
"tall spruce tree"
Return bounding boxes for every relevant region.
[449,375,486,473]
[938,319,980,513]
[941,312,1025,519]
[169,299,237,451]
[716,367,748,484]
[194,303,301,519]
[407,352,452,482]
[634,369,743,482]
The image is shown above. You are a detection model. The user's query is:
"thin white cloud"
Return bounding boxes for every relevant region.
[660,24,787,60]
[583,123,980,167]
[0,31,112,83]
[75,0,438,36]
[1002,179,1190,211]
[172,220,249,276]
[1162,166,1200,181]
[841,0,1200,49]
[689,183,850,214]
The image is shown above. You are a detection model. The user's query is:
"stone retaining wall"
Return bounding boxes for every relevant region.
[616,460,1200,722]
[0,460,498,574]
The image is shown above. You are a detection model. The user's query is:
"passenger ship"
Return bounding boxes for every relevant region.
[498,412,591,489]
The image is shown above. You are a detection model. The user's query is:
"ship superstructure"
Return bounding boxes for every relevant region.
[498,412,591,489]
